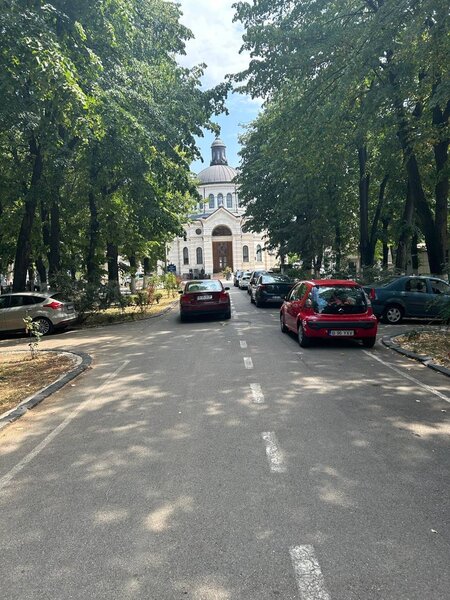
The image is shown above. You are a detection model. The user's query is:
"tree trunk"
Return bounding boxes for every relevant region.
[35,257,47,291]
[358,146,371,269]
[13,138,43,291]
[432,100,449,277]
[130,255,137,292]
[368,173,389,262]
[395,182,414,273]
[48,198,61,278]
[107,242,119,283]
[86,190,100,285]
[381,215,391,269]
[411,232,419,272]
[390,72,447,276]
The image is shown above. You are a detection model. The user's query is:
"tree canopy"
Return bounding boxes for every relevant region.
[233,0,449,277]
[0,0,228,291]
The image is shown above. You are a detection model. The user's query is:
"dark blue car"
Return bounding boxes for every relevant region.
[364,276,450,324]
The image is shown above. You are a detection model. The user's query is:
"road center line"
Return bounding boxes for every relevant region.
[363,351,450,403]
[261,432,286,472]
[290,545,331,600]
[240,340,248,349]
[250,383,264,404]
[244,356,253,369]
[0,360,130,492]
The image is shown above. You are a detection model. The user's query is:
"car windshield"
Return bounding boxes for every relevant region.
[311,285,367,314]
[185,281,222,292]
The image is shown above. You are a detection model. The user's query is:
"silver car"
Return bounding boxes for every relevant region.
[0,292,78,335]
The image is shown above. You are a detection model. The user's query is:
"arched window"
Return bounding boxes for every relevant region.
[183,247,189,265]
[212,225,232,236]
[256,245,262,262]
[243,245,249,262]
[196,247,203,265]
[209,194,215,209]
[217,193,224,207]
[226,193,233,208]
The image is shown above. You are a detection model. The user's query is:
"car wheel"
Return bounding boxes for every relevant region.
[32,316,53,335]
[280,314,288,333]
[297,322,311,347]
[180,313,188,323]
[250,293,255,304]
[362,336,376,348]
[255,297,264,308]
[382,305,404,324]
[224,309,231,319]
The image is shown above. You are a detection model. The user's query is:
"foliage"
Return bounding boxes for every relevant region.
[233,0,450,277]
[0,0,229,291]
[23,316,43,359]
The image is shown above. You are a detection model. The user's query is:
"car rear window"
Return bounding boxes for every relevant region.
[50,292,70,302]
[185,281,223,292]
[261,275,291,284]
[311,286,368,314]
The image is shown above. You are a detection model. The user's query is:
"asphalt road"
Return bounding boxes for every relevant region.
[0,286,449,600]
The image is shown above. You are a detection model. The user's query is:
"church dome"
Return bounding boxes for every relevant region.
[197,137,237,184]
[197,164,237,184]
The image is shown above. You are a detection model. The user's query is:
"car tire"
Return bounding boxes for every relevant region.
[382,304,404,324]
[32,316,53,336]
[255,297,264,308]
[224,309,231,319]
[280,314,288,333]
[180,313,188,323]
[297,322,311,347]
[362,336,376,348]
[250,293,255,304]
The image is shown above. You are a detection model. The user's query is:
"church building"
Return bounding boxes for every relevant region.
[166,138,277,277]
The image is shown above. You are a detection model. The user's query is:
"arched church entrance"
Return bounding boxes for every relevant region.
[212,225,233,273]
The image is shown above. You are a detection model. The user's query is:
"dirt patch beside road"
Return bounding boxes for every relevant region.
[0,352,75,415]
[394,330,450,368]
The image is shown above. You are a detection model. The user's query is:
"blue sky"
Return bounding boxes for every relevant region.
[177,0,262,173]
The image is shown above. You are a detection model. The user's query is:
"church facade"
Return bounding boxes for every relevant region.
[166,138,277,277]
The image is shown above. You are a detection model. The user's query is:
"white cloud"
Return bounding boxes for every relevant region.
[177,0,250,86]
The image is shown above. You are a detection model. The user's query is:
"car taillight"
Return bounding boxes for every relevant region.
[369,288,376,300]
[258,284,267,290]
[180,294,191,303]
[43,301,63,310]
[219,292,229,303]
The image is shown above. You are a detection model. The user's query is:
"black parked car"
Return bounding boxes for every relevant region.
[250,273,295,307]
[247,269,269,296]
[363,275,450,323]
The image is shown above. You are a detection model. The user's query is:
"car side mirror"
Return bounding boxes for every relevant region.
[178,290,183,294]
[224,287,230,291]
[304,298,313,308]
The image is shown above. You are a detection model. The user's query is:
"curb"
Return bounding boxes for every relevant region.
[0,350,92,431]
[382,333,450,378]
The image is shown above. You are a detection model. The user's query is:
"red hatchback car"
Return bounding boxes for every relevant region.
[179,279,231,321]
[280,279,378,348]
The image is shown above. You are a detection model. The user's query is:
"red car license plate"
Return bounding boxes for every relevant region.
[197,294,213,301]
[329,330,354,336]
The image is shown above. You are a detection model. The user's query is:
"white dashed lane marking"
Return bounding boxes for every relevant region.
[290,545,331,600]
[244,357,254,369]
[240,340,248,349]
[261,432,286,472]
[250,383,264,404]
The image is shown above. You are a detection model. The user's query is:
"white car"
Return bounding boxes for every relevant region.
[0,292,78,335]
[238,272,252,290]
